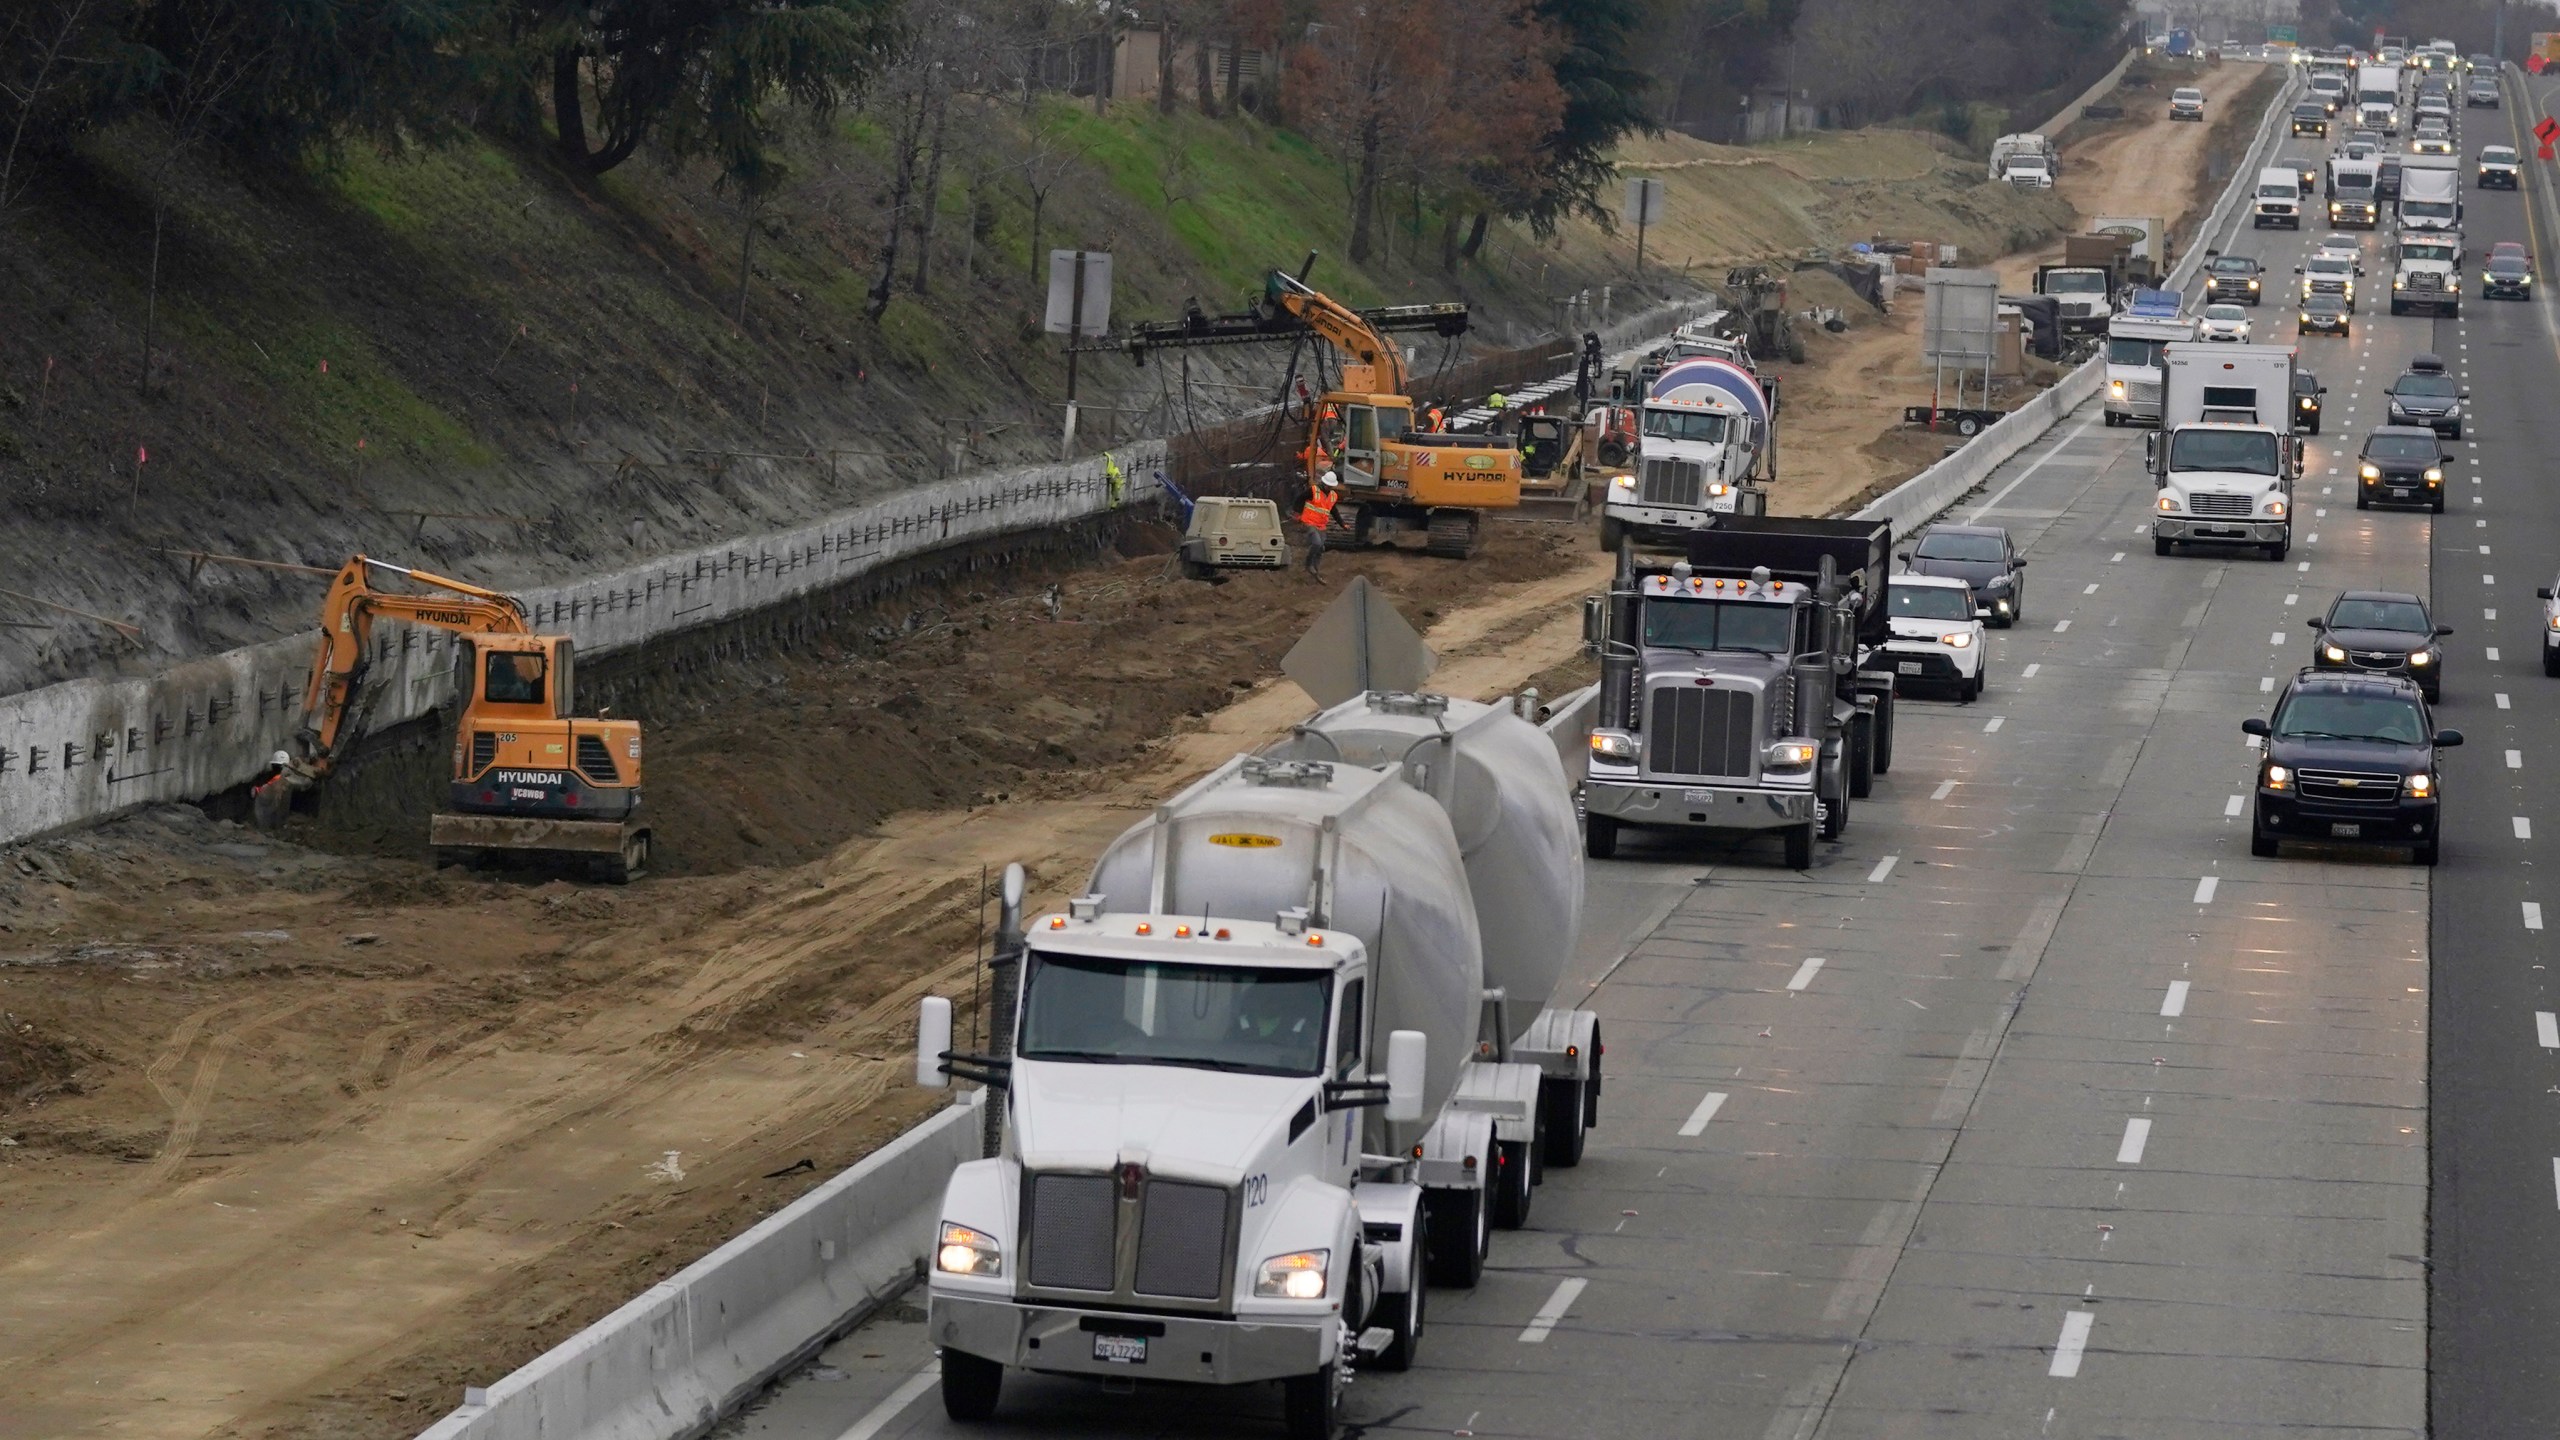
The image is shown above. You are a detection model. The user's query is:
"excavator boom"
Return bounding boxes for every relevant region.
[290,556,531,780]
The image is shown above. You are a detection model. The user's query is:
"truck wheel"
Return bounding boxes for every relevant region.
[1282,1365,1342,1440]
[1784,821,1816,870]
[1584,813,1619,860]
[2154,537,2174,557]
[1422,1186,1487,1288]
[2414,835,2441,867]
[1818,765,1850,842]
[1369,1220,1426,1371]
[2251,806,2280,859]
[2264,540,2289,563]
[1490,1139,1534,1228]
[1584,1026,1604,1128]
[1956,413,1982,436]
[1872,692,1896,774]
[1540,1076,1589,1167]
[2544,645,2560,678]
[1849,713,1876,798]
[1599,516,1626,553]
[940,1349,1003,1422]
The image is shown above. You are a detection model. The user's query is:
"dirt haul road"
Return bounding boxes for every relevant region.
[0,526,1609,1440]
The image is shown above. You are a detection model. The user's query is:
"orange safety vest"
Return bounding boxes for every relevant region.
[1299,487,1339,529]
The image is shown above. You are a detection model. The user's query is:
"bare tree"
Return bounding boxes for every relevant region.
[0,0,100,223]
[139,7,266,393]
[1016,107,1092,283]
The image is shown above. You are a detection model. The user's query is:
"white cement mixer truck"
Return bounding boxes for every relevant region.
[914,689,1602,1439]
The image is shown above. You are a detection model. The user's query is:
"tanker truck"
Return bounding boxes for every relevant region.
[1598,353,1772,550]
[915,689,1602,1439]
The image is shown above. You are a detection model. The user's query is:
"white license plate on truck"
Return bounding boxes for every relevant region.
[1092,1334,1147,1365]
[2330,823,2362,838]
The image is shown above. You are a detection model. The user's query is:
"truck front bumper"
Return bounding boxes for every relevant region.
[2153,517,2289,545]
[1584,777,1813,831]
[930,1292,1333,1386]
[1606,498,1735,532]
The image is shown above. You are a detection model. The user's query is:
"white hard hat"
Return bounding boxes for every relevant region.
[1319,470,1339,488]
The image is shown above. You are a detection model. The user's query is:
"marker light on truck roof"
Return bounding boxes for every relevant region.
[1049,916,1067,929]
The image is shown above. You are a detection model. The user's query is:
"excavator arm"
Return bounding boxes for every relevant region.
[1260,270,1415,393]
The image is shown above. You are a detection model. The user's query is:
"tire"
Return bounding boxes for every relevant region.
[1490,1138,1534,1228]
[1818,766,1849,842]
[2104,411,2120,428]
[2265,541,2288,562]
[2450,425,2463,441]
[1956,414,1982,437]
[2543,645,2560,678]
[2356,489,2370,509]
[1584,813,1619,860]
[1422,1186,1486,1288]
[1783,820,1815,870]
[2251,806,2279,859]
[2154,537,2173,556]
[1282,1366,1341,1440]
[1369,1210,1426,1371]
[2415,835,2441,866]
[1599,516,1626,553]
[1540,1076,1589,1167]
[1972,661,1989,701]
[1849,713,1876,798]
[1871,691,1896,775]
[940,1349,1003,1422]
[2431,495,2445,513]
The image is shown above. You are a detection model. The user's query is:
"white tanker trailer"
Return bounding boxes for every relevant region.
[915,690,1601,1439]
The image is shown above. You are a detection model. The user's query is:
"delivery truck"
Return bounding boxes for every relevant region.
[2148,343,2298,561]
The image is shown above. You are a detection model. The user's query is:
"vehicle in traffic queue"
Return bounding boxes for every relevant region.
[2479,145,2521,188]
[2298,254,2359,310]
[2104,291,2196,427]
[2409,134,2454,157]
[2484,251,2533,300]
[2386,355,2467,438]
[2245,670,2459,865]
[2294,369,2329,431]
[1880,575,1987,702]
[1898,523,2026,627]
[2206,252,2265,304]
[2292,101,2331,136]
[2199,303,2253,342]
[2314,232,2362,264]
[2415,93,2452,123]
[2171,86,2206,121]
[2309,74,2347,111]
[2254,167,2304,228]
[2389,235,2462,317]
[2300,293,2353,337]
[2354,426,2448,511]
[2537,578,2560,676]
[2149,344,2298,562]
[2468,75,2501,106]
[2308,589,2453,699]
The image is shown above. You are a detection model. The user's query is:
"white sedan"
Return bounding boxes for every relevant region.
[2200,303,2254,342]
[2540,575,2560,676]
[1882,575,1989,701]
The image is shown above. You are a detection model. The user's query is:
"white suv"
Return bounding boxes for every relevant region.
[1883,575,1989,701]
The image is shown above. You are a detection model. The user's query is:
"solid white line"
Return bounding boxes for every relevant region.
[2022,663,2041,678]
[1868,856,1899,883]
[833,1365,941,1440]
[2116,1117,2152,1165]
[1931,779,1957,800]
[2083,583,2100,594]
[2538,1012,2559,1049]
[1984,716,2005,733]
[2162,980,2190,1017]
[2224,795,2244,817]
[1786,957,1826,992]
[2269,631,2287,645]
[1518,1277,1588,1343]
[2500,693,2513,709]
[2055,619,2072,632]
[2552,1157,2560,1212]
[2050,1311,2095,1377]
[2490,647,2504,661]
[2193,876,2219,904]
[1678,1091,1729,1137]
[2519,817,2534,840]
[2527,902,2545,932]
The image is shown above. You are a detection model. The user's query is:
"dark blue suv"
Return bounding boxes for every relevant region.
[2244,669,2461,865]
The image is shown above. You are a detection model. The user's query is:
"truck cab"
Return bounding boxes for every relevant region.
[2326,155,2380,227]
[2103,290,2198,427]
[2034,264,2116,333]
[2149,343,2298,562]
[1599,353,1769,548]
[2389,231,2461,316]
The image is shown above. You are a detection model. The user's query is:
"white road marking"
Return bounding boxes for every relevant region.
[2490,647,2504,661]
[2110,552,2125,563]
[2539,1012,2559,1049]
[2083,583,2100,595]
[1867,856,1899,883]
[2487,609,2499,621]
[2224,794,2244,817]
[832,1365,942,1440]
[2298,561,2311,572]
[2510,750,2525,770]
[2484,545,2495,555]
[2116,1117,2153,1164]
[1518,1277,1588,1343]
[2527,902,2545,932]
[1984,716,2005,733]
[2500,693,2513,709]
[2552,1157,2560,1211]
[2487,574,2498,585]
[2269,631,2288,645]
[2055,620,2072,633]
[2022,663,2041,678]
[2480,519,2490,528]
[1678,1091,1730,1137]
[1786,957,1826,991]
[2259,676,2274,692]
[1967,412,2101,522]
[2247,734,2263,750]
[1931,779,1957,800]
[2162,980,2191,1017]
[2193,876,2219,904]
[2308,533,2320,544]
[2050,1311,2096,1377]
[2518,817,2534,840]
[2285,593,2299,605]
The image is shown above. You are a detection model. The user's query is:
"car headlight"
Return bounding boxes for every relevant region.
[2320,642,2351,661]
[1766,739,1818,769]
[2301,395,2317,407]
[2264,763,2292,789]
[1939,632,1974,648]
[2424,467,2443,483]
[2249,278,2260,289]
[2547,613,2560,632]
[2265,498,2287,517]
[1590,730,1639,763]
[2409,649,2433,666]
[1255,1249,1331,1300]
[2408,772,2433,797]
[2360,463,2381,479]
[2301,311,2313,323]
[938,1222,1004,1277]
[2157,493,2180,512]
[2446,403,2461,417]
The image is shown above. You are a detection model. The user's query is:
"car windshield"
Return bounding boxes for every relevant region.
[2484,148,2519,162]
[2491,258,2531,276]
[2169,430,2282,475]
[2331,598,2430,631]
[1643,409,1729,443]
[2259,183,2296,197]
[2364,435,2439,462]
[1914,531,2005,562]
[2396,373,2457,398]
[2297,103,2328,116]
[2275,693,2428,744]
[1890,585,1975,621]
[2308,258,2351,274]
[1019,952,1331,1076]
[2045,271,2105,293]
[1643,597,1795,654]
[2205,305,2246,321]
[2210,257,2256,274]
[2108,337,2167,366]
[2175,89,2202,101]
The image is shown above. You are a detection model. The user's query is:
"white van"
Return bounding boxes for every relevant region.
[2253,167,2303,228]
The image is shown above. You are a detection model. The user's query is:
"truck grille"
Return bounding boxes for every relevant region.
[1133,1180,1229,1299]
[2308,278,2347,293]
[468,732,498,775]
[1639,457,1704,508]
[1646,686,1753,778]
[2296,767,2403,803]
[2126,380,2162,409]
[575,735,620,784]
[2187,492,2255,518]
[1026,1173,1118,1292]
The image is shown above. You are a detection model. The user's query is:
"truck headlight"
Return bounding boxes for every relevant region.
[2395,276,2406,288]
[2249,278,2260,289]
[938,1222,1004,1277]
[1939,632,1974,648]
[2109,380,2126,397]
[2409,649,2433,666]
[2360,463,2381,479]
[1766,740,1818,769]
[2264,763,2291,789]
[2156,494,2180,512]
[1707,482,1730,497]
[2424,467,2443,483]
[2323,643,2349,662]
[1255,1249,1330,1299]
[2265,498,2287,517]
[2408,772,2433,797]
[1590,730,1639,764]
[1610,474,1636,492]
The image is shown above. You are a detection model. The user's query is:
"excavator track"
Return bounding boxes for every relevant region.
[1422,509,1482,559]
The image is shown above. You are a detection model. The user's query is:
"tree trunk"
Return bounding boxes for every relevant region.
[551,46,590,168]
[1439,208,1460,273]
[870,87,926,319]
[1459,211,1489,260]
[139,198,165,392]
[1028,190,1046,283]
[912,81,950,294]
[734,192,757,329]
[1223,36,1241,111]
[1194,27,1218,116]
[1156,15,1177,115]
[1347,121,1381,263]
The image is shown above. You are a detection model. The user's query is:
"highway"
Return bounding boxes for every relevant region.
[714,73,2476,1440]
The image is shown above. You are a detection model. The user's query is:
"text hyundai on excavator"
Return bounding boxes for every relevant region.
[1123,263,1522,558]
[253,555,652,881]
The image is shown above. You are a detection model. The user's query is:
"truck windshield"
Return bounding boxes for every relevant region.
[2169,430,2281,475]
[2044,271,2106,293]
[1018,951,1330,1077]
[1642,597,1795,654]
[1643,410,1729,442]
[1889,585,1974,621]
[2336,175,2374,194]
[2404,201,2455,218]
[2403,244,2455,262]
[2274,694,2427,743]
[2259,184,2296,198]
[2107,338,2166,367]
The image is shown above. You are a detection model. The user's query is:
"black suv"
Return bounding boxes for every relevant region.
[2244,670,2461,865]
[2485,251,2533,299]
[2354,426,2448,512]
[2294,368,2328,430]
[2307,589,2453,698]
[1899,523,2026,625]
[2207,253,2264,305]
[2386,355,2467,439]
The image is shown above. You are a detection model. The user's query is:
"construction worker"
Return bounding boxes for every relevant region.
[1486,391,1509,435]
[1425,405,1445,432]
[1103,451,1125,506]
[1299,470,1340,581]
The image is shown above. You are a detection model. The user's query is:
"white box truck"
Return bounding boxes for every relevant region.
[2104,290,2198,427]
[2149,344,2298,561]
[2398,155,2461,233]
[917,689,1603,1439]
[2358,63,2404,131]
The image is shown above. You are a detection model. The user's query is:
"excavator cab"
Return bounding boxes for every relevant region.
[447,634,642,824]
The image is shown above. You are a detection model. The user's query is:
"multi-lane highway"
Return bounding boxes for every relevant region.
[708,68,2557,1440]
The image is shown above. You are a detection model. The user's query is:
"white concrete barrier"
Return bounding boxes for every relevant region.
[417,1096,981,1440]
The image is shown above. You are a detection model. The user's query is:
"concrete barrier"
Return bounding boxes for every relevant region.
[417,1096,980,1440]
[2031,49,2138,138]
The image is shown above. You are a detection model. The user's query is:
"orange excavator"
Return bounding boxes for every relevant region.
[253,555,652,882]
[1124,262,1521,558]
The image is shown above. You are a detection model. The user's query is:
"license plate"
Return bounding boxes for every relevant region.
[1681,789,1717,805]
[2330,823,2363,839]
[2391,488,2411,498]
[1092,1333,1147,1365]
[1898,661,1924,675]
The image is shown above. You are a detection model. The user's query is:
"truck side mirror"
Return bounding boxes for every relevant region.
[917,996,954,1089]
[1581,595,1606,648]
[2538,587,2554,600]
[1384,1030,1427,1123]
[2242,718,2272,737]
[2143,434,2158,468]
